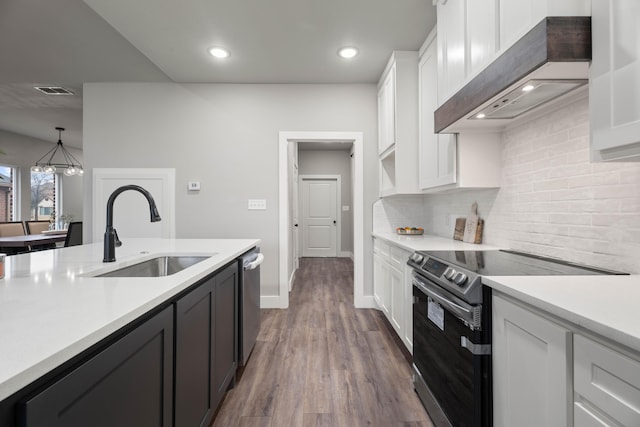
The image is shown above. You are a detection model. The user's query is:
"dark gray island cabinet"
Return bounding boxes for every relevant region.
[175,261,237,427]
[3,260,239,427]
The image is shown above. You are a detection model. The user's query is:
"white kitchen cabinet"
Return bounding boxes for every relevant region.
[590,0,640,161]
[373,244,390,317]
[377,51,419,196]
[402,262,414,354]
[499,0,590,55]
[435,0,589,107]
[436,0,467,104]
[372,237,412,354]
[436,0,497,104]
[378,67,396,155]
[574,334,640,426]
[389,245,409,337]
[420,31,501,192]
[419,32,457,189]
[492,294,572,427]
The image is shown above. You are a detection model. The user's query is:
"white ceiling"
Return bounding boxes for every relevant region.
[0,0,435,150]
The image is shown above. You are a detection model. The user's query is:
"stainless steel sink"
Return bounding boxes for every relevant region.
[96,256,211,278]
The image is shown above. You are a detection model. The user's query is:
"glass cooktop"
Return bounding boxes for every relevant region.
[418,249,627,276]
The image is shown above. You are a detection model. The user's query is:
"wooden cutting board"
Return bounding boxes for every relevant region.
[463,202,479,243]
[453,218,466,241]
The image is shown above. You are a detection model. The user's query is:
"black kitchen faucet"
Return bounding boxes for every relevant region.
[103,185,161,262]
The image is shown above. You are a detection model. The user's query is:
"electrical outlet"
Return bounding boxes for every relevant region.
[187,181,201,191]
[248,199,267,210]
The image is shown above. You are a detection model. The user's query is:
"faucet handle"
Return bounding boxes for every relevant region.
[114,229,122,247]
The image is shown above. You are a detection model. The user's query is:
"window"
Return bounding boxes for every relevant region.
[30,172,59,221]
[0,165,16,221]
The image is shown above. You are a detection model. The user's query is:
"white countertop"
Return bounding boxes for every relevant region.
[484,275,640,354]
[372,231,499,252]
[0,238,259,401]
[374,231,640,354]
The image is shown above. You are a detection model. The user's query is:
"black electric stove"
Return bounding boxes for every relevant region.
[408,249,626,427]
[408,249,626,305]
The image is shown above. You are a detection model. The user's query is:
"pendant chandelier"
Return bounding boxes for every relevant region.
[31,127,84,176]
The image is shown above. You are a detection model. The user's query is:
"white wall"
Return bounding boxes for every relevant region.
[298,149,353,254]
[0,129,84,221]
[83,83,378,296]
[374,97,640,274]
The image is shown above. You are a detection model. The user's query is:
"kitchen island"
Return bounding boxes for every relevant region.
[0,237,259,426]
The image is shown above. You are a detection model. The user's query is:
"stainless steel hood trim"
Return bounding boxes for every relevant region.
[435,17,591,133]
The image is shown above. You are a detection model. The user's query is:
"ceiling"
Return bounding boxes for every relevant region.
[0,0,435,150]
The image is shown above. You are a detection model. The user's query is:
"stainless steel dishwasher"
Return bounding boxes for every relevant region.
[238,248,263,366]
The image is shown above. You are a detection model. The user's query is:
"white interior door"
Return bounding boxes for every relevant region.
[301,177,338,257]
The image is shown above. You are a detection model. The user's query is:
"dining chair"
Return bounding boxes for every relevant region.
[0,221,27,255]
[64,222,83,247]
[0,221,26,237]
[25,220,51,235]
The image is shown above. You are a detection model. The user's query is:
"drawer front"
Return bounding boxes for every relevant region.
[389,246,409,268]
[373,238,389,256]
[574,334,640,427]
[574,402,616,427]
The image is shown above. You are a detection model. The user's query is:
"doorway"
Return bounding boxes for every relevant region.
[274,131,366,309]
[299,175,340,258]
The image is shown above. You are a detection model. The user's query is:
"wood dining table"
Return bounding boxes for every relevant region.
[0,233,67,249]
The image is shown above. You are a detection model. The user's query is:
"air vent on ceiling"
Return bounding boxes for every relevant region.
[33,86,74,95]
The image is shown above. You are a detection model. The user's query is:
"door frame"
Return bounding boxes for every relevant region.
[299,174,341,258]
[271,131,366,309]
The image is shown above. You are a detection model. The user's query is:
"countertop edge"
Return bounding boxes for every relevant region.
[483,276,640,355]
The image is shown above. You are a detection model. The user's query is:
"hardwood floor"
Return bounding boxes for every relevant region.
[212,257,433,427]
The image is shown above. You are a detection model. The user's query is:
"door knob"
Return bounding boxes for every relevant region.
[294,223,298,227]
[333,220,336,224]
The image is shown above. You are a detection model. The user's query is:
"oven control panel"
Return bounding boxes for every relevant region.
[443,267,467,286]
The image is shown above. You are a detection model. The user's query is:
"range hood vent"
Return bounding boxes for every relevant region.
[435,17,591,133]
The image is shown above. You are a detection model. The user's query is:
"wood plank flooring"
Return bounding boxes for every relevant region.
[212,257,433,427]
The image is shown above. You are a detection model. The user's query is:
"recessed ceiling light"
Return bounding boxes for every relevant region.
[522,84,535,92]
[209,47,230,59]
[476,113,486,119]
[338,47,359,59]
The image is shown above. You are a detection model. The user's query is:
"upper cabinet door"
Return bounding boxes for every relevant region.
[467,0,498,78]
[437,0,466,104]
[378,67,396,154]
[500,0,591,53]
[419,36,457,190]
[591,0,640,161]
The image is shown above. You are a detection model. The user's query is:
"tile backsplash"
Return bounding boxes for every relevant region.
[375,97,640,274]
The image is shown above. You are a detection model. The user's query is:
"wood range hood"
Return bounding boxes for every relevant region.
[435,17,592,133]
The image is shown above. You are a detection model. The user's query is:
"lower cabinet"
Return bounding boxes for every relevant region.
[493,293,640,427]
[372,237,413,354]
[175,261,238,427]
[574,334,640,427]
[18,260,239,427]
[492,294,572,427]
[21,306,174,427]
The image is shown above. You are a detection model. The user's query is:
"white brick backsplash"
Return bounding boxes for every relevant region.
[375,97,640,273]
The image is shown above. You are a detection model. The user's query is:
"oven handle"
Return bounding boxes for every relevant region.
[413,275,482,330]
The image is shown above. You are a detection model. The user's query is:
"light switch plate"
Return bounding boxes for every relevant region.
[342,205,350,211]
[188,181,201,191]
[248,199,267,210]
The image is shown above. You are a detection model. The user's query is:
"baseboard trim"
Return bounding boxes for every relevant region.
[354,295,376,309]
[260,295,288,309]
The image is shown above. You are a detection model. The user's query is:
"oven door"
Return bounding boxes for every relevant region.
[412,274,491,427]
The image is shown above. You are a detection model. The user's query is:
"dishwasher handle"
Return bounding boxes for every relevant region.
[244,253,264,271]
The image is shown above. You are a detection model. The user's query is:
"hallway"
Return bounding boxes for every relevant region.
[213,257,433,426]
